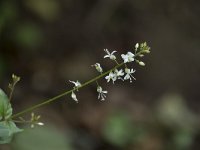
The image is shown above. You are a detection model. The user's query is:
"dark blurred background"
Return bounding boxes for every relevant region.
[1,0,200,149]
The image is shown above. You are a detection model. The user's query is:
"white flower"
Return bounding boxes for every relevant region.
[69,80,81,90]
[97,86,108,101]
[121,52,135,63]
[114,69,124,81]
[92,63,103,73]
[71,91,78,103]
[105,71,117,84]
[124,68,136,83]
[104,49,117,60]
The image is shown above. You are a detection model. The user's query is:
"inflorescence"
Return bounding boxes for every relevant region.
[68,42,150,102]
[0,42,150,144]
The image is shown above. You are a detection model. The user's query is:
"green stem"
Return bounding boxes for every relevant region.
[12,119,31,124]
[114,59,120,65]
[9,83,16,101]
[11,62,124,119]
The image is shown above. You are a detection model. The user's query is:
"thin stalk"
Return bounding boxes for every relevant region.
[12,120,31,124]
[9,82,16,101]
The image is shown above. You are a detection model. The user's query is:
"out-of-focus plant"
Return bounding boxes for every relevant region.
[156,93,200,150]
[0,42,150,144]
[12,125,73,150]
[102,111,147,147]
[102,112,133,147]
[0,0,60,51]
[25,0,60,21]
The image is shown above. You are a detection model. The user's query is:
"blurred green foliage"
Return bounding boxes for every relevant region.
[102,112,133,147]
[173,129,194,150]
[156,93,199,150]
[0,0,60,51]
[12,126,73,150]
[102,111,147,148]
[156,93,198,129]
[0,1,18,34]
[25,0,60,21]
[14,23,43,49]
[0,58,7,80]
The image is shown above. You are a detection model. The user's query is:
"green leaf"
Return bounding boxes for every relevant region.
[0,121,23,144]
[0,89,22,144]
[0,89,12,120]
[0,122,12,144]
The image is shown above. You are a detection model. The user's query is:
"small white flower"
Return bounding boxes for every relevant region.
[124,68,136,83]
[104,49,117,60]
[71,91,78,103]
[69,80,81,90]
[92,63,103,73]
[121,52,135,63]
[105,71,117,84]
[114,69,124,81]
[97,86,108,101]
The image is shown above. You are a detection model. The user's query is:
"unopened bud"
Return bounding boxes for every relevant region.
[12,74,20,82]
[139,61,145,66]
[139,54,144,57]
[135,43,139,49]
[144,50,150,53]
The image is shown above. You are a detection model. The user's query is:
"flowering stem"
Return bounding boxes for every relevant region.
[11,63,124,119]
[11,52,143,119]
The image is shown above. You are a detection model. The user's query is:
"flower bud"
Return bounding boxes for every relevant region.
[135,43,139,50]
[12,74,20,82]
[139,54,144,57]
[144,50,150,53]
[139,61,145,66]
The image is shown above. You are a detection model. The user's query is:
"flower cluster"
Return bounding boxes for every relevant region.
[68,42,150,102]
[30,112,44,128]
[105,68,136,83]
